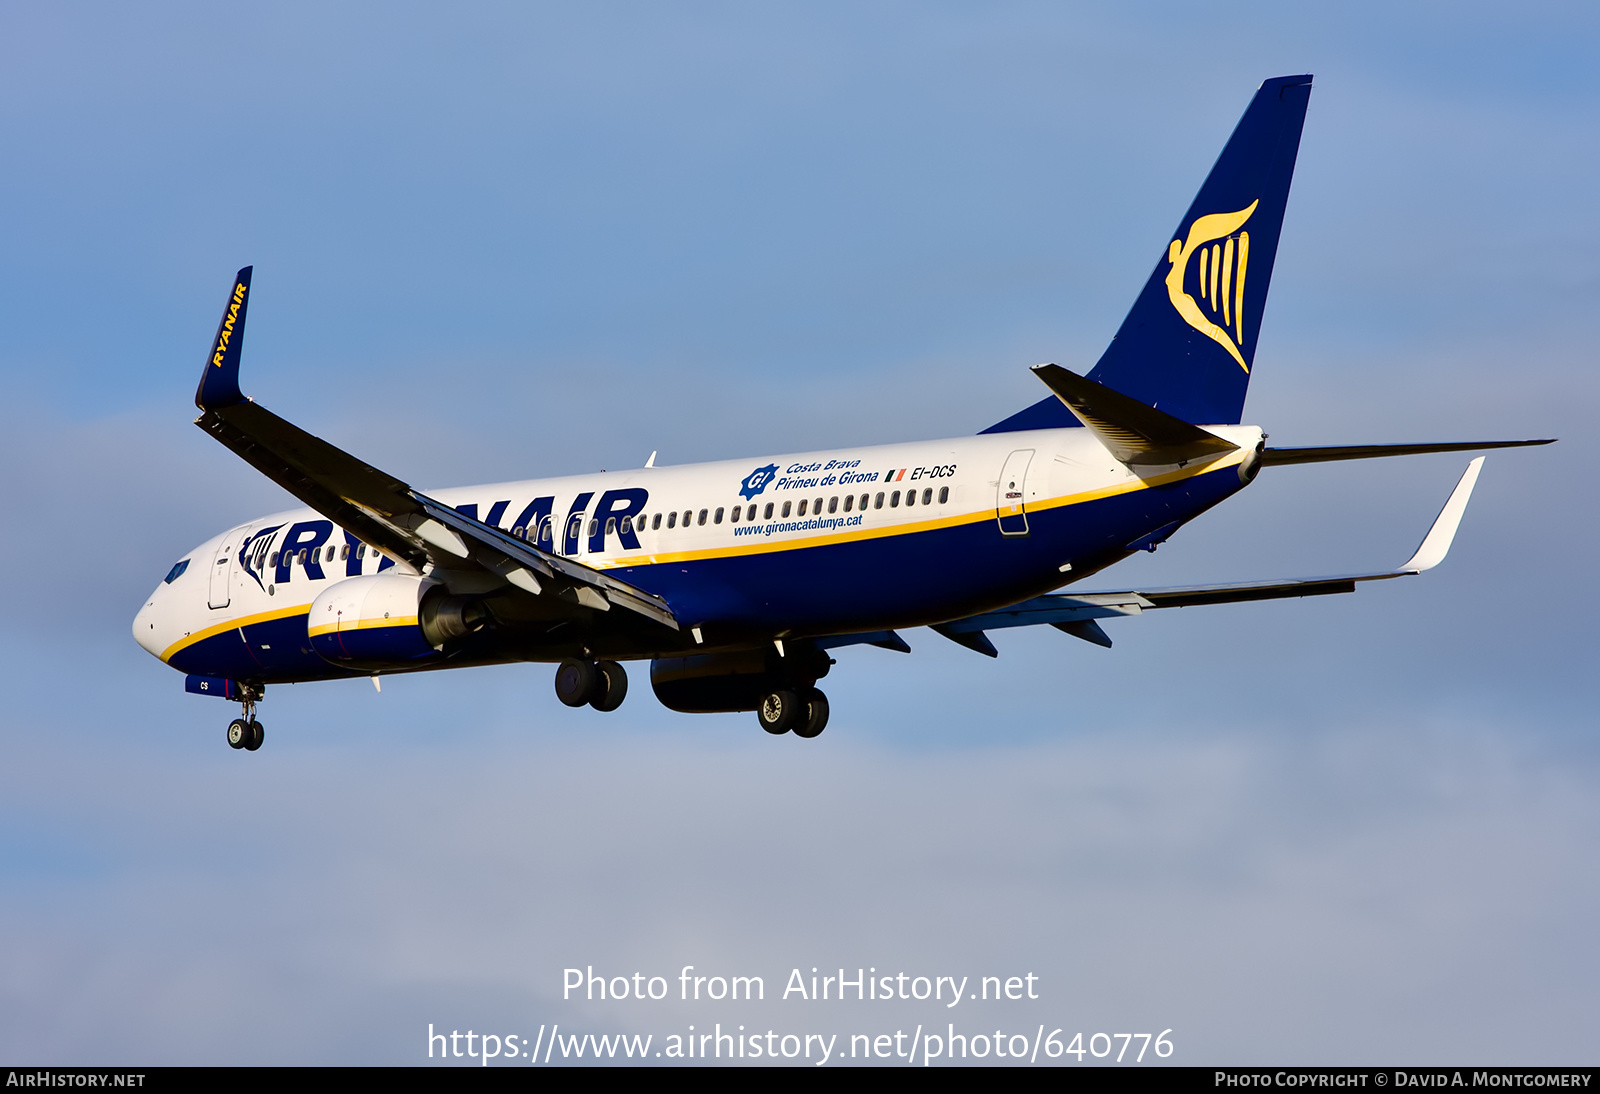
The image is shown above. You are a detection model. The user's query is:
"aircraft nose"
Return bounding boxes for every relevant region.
[132,593,163,658]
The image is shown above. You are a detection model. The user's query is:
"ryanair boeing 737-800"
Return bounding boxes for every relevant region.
[133,75,1551,750]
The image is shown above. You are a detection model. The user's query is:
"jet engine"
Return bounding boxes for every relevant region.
[308,574,487,668]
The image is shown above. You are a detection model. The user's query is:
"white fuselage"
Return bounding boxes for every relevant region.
[135,424,1262,674]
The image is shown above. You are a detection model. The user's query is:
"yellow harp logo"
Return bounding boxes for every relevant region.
[1164,200,1257,372]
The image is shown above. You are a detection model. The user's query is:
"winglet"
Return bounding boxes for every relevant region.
[195,266,253,409]
[1398,457,1484,573]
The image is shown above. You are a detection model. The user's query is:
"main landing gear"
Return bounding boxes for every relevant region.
[555,658,628,712]
[226,694,264,752]
[756,686,829,739]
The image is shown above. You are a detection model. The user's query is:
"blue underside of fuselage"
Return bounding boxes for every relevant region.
[168,462,1245,684]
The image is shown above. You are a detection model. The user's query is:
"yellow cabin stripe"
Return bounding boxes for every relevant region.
[594,454,1242,570]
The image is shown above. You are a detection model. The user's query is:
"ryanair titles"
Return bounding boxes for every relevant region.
[213,280,247,368]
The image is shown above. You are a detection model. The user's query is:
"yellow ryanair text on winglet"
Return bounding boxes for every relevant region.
[212,281,247,368]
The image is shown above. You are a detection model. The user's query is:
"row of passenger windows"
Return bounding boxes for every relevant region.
[621,485,951,535]
[261,484,957,568]
[270,542,376,567]
[501,486,954,542]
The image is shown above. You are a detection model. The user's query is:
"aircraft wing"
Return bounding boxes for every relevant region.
[926,457,1486,657]
[192,268,677,630]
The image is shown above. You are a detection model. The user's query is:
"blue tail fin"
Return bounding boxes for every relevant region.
[983,75,1312,433]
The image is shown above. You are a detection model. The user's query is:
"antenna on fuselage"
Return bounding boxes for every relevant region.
[645,450,657,468]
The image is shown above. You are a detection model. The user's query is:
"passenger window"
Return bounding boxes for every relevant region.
[922,488,932,505]
[905,490,915,507]
[299,548,310,564]
[683,510,693,526]
[163,559,190,584]
[714,507,724,524]
[730,506,740,523]
[939,486,949,504]
[606,517,617,536]
[813,497,822,514]
[828,496,838,513]
[697,509,708,526]
[747,504,756,521]
[653,514,662,530]
[873,493,884,509]
[326,546,336,562]
[667,511,677,529]
[781,501,792,518]
[764,503,774,520]
[588,519,599,537]
[890,491,900,507]
[339,545,349,560]
[843,495,853,512]
[798,500,808,516]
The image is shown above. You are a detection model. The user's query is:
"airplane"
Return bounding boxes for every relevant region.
[133,74,1552,751]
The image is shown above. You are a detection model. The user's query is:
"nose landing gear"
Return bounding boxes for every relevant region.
[225,689,264,751]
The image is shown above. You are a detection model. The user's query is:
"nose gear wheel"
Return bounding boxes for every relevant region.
[225,692,265,751]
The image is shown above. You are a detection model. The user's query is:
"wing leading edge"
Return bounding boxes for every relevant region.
[192,268,677,630]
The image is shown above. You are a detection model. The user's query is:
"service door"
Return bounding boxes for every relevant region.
[208,526,245,609]
[996,449,1034,536]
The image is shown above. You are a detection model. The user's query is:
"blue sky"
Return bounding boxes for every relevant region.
[1,1,1595,1065]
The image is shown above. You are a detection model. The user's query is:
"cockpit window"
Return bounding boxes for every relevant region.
[163,559,190,584]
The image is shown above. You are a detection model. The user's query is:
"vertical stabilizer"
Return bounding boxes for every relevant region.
[983,75,1311,433]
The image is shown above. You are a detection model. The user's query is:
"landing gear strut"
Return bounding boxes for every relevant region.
[226,691,264,751]
[555,658,628,712]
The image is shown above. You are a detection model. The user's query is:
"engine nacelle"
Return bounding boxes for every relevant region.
[651,645,830,713]
[309,574,486,668]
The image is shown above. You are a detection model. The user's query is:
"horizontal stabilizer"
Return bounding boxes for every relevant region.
[1031,364,1238,466]
[1263,439,1553,466]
